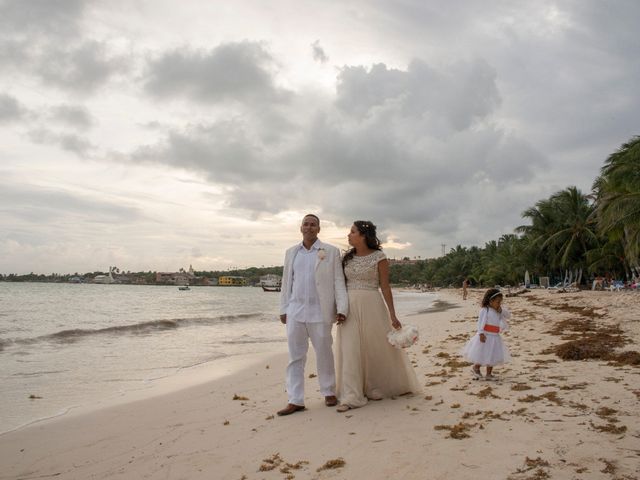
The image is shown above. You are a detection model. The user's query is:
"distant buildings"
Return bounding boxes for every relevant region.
[76,264,251,286]
[155,265,216,286]
[218,275,247,286]
[155,271,191,285]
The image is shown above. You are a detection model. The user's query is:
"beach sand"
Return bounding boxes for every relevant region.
[1,289,639,479]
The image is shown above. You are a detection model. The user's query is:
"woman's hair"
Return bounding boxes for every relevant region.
[342,220,382,268]
[481,288,503,308]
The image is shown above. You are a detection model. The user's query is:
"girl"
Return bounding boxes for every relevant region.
[462,288,511,380]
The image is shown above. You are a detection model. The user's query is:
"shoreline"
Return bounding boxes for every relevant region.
[0,348,288,437]
[1,289,638,479]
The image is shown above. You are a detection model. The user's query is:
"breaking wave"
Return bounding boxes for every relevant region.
[0,313,264,349]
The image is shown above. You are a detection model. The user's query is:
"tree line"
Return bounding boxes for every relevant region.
[389,136,640,288]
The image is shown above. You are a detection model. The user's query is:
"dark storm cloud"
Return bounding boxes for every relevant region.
[0,0,126,92]
[126,54,548,236]
[0,0,85,67]
[311,40,329,63]
[0,93,26,123]
[213,57,547,233]
[49,104,94,129]
[143,42,290,104]
[28,128,94,157]
[0,0,86,38]
[360,0,640,173]
[335,58,501,131]
[35,41,128,93]
[130,121,280,184]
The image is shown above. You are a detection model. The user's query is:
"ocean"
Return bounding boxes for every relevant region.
[0,282,435,433]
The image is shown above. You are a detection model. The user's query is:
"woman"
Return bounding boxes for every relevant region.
[462,277,470,300]
[335,220,421,412]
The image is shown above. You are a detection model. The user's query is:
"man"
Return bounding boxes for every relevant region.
[277,214,348,416]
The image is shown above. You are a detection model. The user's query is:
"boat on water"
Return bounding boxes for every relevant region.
[178,285,190,291]
[261,284,281,292]
[93,266,117,284]
[260,274,282,292]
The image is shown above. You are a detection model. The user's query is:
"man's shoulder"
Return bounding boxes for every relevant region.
[285,243,301,254]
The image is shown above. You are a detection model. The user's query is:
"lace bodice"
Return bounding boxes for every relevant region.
[344,250,386,290]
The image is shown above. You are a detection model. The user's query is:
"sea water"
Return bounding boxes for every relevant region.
[0,282,435,433]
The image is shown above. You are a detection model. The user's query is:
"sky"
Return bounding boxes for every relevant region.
[1,0,639,274]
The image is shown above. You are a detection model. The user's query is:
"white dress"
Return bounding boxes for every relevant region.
[461,306,511,366]
[336,251,421,408]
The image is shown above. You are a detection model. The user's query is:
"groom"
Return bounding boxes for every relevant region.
[277,214,348,416]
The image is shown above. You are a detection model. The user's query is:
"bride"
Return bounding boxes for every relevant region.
[335,220,421,412]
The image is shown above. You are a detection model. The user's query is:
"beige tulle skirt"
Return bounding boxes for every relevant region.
[336,289,421,408]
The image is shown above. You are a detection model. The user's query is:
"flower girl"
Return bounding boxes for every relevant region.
[462,288,511,380]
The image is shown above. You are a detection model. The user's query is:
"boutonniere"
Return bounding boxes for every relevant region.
[317,248,326,260]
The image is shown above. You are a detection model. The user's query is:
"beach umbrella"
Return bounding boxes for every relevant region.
[524,270,530,287]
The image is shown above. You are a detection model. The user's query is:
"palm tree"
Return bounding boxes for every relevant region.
[517,197,563,271]
[593,136,640,269]
[542,187,599,269]
[517,187,598,284]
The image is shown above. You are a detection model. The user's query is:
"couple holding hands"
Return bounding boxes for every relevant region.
[277,214,420,415]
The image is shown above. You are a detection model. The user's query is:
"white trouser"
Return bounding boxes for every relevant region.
[286,320,335,405]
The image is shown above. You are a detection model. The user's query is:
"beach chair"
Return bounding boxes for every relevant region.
[610,281,624,292]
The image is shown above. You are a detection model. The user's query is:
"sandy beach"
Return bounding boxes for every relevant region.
[1,289,638,480]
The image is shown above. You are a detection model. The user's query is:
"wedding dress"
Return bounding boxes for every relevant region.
[336,250,421,407]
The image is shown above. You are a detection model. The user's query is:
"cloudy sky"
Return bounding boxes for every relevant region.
[1,0,638,274]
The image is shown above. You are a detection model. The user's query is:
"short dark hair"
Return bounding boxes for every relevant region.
[302,213,320,224]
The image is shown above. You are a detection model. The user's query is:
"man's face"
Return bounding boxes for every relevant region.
[300,216,320,242]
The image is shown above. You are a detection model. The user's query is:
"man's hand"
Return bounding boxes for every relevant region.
[280,314,287,324]
[336,313,346,325]
[479,333,486,343]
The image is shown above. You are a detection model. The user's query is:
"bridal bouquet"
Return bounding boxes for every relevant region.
[387,324,419,349]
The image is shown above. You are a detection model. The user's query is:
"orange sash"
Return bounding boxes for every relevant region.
[483,324,500,334]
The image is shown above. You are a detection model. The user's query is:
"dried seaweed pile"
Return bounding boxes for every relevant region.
[544,314,639,365]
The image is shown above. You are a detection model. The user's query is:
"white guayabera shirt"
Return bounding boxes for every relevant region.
[287,240,323,323]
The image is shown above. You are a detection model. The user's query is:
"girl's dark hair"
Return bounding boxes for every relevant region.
[481,288,503,308]
[342,220,382,268]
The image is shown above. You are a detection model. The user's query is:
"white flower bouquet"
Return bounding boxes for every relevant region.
[387,324,419,348]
